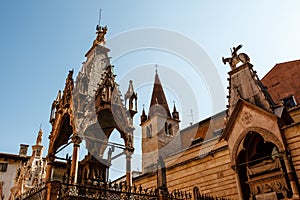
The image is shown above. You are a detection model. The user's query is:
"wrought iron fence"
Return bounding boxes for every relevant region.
[60,184,157,199]
[167,190,192,200]
[16,181,194,200]
[15,182,47,200]
[194,194,231,200]
[59,182,192,200]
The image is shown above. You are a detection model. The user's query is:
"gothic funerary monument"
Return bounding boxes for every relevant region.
[1,23,300,200]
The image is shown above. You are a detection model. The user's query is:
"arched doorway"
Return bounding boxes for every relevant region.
[236,131,290,199]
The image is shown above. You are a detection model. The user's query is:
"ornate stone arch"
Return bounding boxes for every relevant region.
[231,126,285,166]
[45,70,82,184]
[52,114,74,153]
[48,70,76,156]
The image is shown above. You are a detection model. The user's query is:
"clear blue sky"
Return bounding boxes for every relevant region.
[1,1,300,180]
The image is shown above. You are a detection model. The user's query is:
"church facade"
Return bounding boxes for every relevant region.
[1,24,300,200]
[135,54,300,199]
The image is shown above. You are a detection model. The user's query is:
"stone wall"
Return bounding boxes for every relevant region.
[283,107,300,180]
[262,60,300,105]
[0,159,21,200]
[134,139,239,199]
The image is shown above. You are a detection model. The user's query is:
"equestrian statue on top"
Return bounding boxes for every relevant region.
[222,44,250,70]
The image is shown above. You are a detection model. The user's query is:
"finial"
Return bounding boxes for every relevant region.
[68,69,74,79]
[155,64,158,74]
[173,101,177,111]
[172,101,179,120]
[141,104,147,122]
[36,126,43,145]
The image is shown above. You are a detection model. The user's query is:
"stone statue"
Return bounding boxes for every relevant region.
[94,25,108,45]
[222,44,250,70]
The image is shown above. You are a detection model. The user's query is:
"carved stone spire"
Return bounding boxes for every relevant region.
[125,80,135,98]
[125,80,138,119]
[148,71,171,118]
[55,90,61,102]
[62,70,74,107]
[223,45,275,118]
[125,81,137,109]
[36,129,43,146]
[95,65,117,105]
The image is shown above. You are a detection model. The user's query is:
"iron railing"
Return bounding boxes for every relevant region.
[194,194,231,200]
[16,180,232,200]
[15,182,47,200]
[59,182,192,200]
[60,183,158,200]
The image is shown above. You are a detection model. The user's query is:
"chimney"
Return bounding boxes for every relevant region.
[19,144,29,157]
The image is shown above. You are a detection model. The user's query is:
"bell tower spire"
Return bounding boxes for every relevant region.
[141,67,181,173]
[172,101,179,120]
[148,67,171,118]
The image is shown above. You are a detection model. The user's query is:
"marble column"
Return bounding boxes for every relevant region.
[45,153,55,182]
[69,134,81,184]
[125,149,133,187]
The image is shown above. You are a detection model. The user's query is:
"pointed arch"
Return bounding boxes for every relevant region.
[51,114,74,155]
[232,126,285,166]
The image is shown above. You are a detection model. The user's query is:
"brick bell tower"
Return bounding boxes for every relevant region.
[140,69,181,173]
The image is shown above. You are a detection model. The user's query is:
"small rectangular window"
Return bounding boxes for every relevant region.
[282,95,297,108]
[191,137,203,146]
[0,163,8,172]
